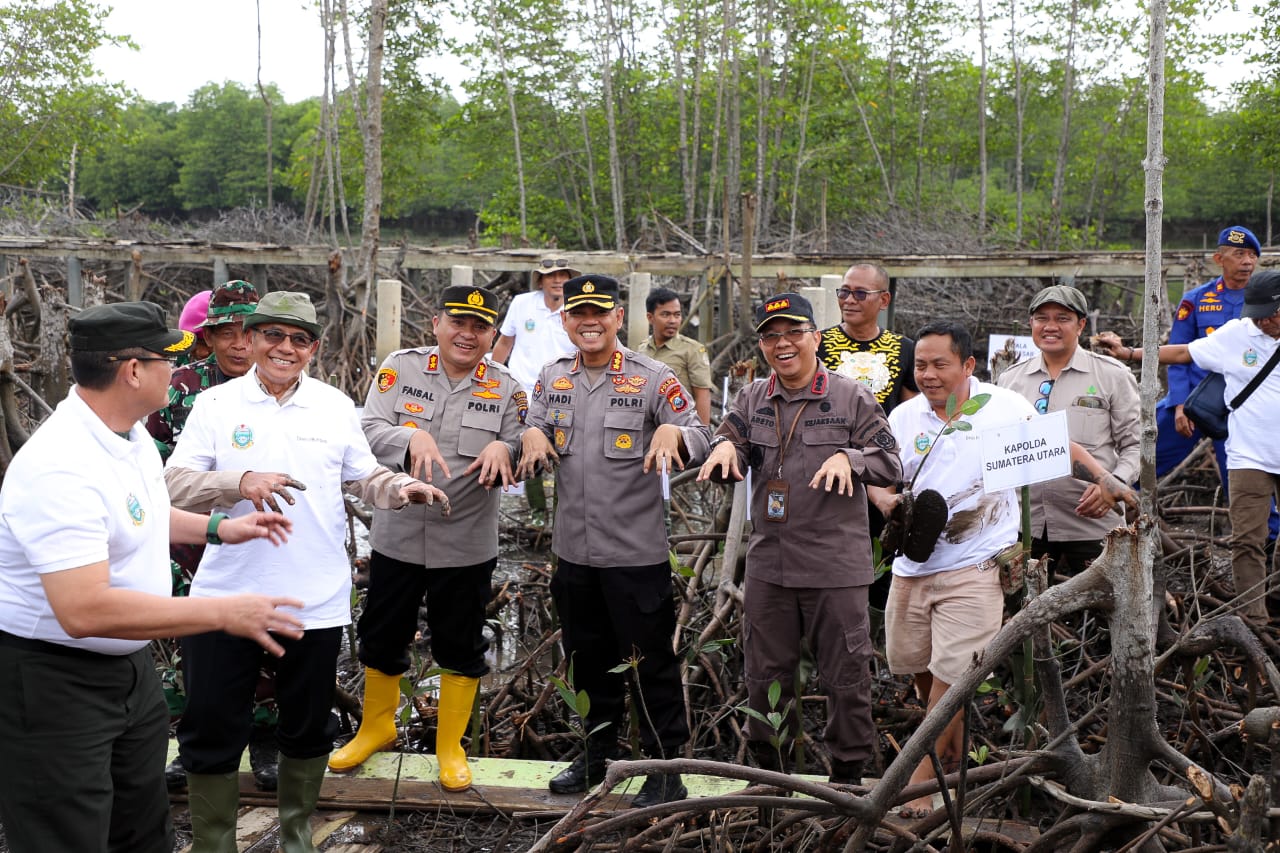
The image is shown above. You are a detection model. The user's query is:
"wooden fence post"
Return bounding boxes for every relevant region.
[127,250,143,300]
[66,255,82,307]
[213,258,229,287]
[451,266,473,288]
[376,279,402,365]
[628,272,651,349]
[818,274,842,331]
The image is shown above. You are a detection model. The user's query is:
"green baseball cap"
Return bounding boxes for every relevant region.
[242,292,323,339]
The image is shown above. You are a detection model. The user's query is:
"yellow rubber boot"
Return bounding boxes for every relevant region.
[327,667,401,773]
[436,673,480,791]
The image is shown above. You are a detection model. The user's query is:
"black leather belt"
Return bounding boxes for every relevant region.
[0,630,115,660]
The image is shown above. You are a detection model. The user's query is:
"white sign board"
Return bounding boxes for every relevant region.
[980,410,1072,492]
[987,334,1037,374]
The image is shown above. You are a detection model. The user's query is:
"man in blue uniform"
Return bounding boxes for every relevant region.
[1154,225,1276,540]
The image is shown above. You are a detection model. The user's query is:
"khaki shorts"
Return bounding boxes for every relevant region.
[885,562,1004,685]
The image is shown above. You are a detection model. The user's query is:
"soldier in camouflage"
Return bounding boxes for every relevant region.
[147,280,260,463]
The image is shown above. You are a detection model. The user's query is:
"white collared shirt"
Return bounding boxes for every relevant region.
[887,377,1037,577]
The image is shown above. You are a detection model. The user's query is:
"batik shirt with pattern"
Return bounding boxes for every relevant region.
[817,326,918,414]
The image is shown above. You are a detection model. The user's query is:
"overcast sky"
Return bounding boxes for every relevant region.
[92,0,1253,108]
[93,0,357,105]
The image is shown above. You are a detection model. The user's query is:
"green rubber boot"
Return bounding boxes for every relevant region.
[277,754,328,853]
[186,771,240,853]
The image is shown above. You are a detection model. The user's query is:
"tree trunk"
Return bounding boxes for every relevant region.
[977,0,988,239]
[596,0,627,249]
[1050,0,1080,247]
[256,0,274,217]
[355,0,387,316]
[489,0,527,243]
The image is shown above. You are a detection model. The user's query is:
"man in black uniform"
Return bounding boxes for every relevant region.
[519,274,711,807]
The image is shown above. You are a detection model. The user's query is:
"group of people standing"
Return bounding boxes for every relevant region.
[0,235,1271,851]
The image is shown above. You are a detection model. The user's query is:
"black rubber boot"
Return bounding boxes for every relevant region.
[631,773,687,808]
[548,734,616,794]
[248,726,279,792]
[828,757,866,785]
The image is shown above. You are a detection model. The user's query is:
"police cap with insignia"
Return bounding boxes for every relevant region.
[1028,284,1088,319]
[1218,225,1261,256]
[440,285,499,324]
[1241,269,1280,320]
[70,301,196,355]
[198,279,260,329]
[563,275,620,310]
[754,292,815,331]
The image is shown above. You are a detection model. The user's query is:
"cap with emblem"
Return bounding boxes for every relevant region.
[1218,225,1261,256]
[198,280,260,329]
[178,290,213,334]
[563,275,620,310]
[1241,269,1280,320]
[70,302,195,355]
[242,291,323,338]
[1028,284,1088,318]
[754,292,815,331]
[440,285,499,324]
[535,254,581,279]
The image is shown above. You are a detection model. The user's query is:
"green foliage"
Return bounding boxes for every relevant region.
[0,0,132,185]
[9,0,1280,244]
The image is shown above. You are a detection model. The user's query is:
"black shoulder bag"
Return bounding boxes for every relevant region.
[1183,343,1280,441]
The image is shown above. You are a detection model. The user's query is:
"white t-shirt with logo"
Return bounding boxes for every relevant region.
[499,291,575,390]
[887,378,1036,577]
[1188,317,1280,473]
[0,388,171,654]
[167,367,380,628]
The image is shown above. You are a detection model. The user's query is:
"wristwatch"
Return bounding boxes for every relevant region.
[206,513,228,545]
[709,435,734,450]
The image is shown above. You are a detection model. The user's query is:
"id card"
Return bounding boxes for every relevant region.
[765,479,789,522]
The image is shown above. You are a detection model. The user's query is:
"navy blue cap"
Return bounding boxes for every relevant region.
[1218,226,1261,256]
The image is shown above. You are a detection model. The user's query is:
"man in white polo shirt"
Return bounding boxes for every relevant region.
[870,319,1129,818]
[0,302,300,853]
[1096,271,1280,621]
[165,292,447,853]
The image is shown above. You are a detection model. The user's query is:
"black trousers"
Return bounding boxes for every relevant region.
[356,551,494,678]
[0,637,171,853]
[178,627,341,774]
[1032,536,1103,578]
[550,558,689,755]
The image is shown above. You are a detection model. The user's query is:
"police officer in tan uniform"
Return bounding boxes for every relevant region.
[329,286,524,791]
[699,292,902,784]
[638,287,714,424]
[519,274,711,807]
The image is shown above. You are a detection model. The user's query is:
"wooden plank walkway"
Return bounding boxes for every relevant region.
[165,742,1040,849]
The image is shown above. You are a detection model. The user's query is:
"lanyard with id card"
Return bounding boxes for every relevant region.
[765,400,809,523]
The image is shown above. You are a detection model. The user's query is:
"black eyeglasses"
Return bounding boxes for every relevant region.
[539,258,571,269]
[758,326,817,345]
[1035,378,1054,414]
[254,328,316,348]
[836,288,886,302]
[106,355,177,364]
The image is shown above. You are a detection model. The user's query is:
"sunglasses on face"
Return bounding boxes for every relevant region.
[255,328,316,348]
[107,355,177,364]
[836,288,886,302]
[758,326,817,345]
